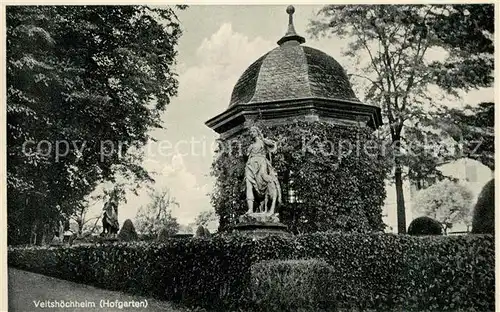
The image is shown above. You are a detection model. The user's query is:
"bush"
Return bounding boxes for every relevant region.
[195,225,206,238]
[249,259,336,312]
[407,216,443,235]
[8,233,494,311]
[194,226,211,238]
[118,219,138,241]
[471,179,494,234]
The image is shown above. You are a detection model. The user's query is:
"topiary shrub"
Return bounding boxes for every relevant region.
[471,179,494,234]
[249,259,336,312]
[211,120,390,233]
[156,227,172,242]
[195,225,206,238]
[118,219,138,241]
[407,216,443,236]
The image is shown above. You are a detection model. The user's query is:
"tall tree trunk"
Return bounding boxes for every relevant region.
[393,130,406,234]
[395,164,406,234]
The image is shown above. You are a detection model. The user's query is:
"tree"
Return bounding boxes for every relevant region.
[68,198,101,238]
[412,179,474,234]
[402,125,458,190]
[194,210,218,228]
[428,4,493,89]
[135,188,180,237]
[118,219,138,241]
[441,102,494,170]
[83,221,102,238]
[7,6,185,244]
[308,4,493,233]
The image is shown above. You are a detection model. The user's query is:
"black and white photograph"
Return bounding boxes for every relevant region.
[4,3,496,311]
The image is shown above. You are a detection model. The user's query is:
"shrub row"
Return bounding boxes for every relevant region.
[8,233,494,311]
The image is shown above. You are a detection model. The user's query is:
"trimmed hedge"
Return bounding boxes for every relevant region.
[249,259,336,312]
[8,233,494,311]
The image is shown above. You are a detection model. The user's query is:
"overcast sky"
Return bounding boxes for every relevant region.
[87,5,494,228]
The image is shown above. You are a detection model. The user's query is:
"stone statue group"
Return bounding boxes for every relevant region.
[244,126,282,217]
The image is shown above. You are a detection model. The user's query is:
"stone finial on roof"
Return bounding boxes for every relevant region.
[277,5,306,46]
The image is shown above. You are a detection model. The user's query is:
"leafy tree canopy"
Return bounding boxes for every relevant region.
[441,102,494,170]
[194,210,218,228]
[412,179,474,233]
[7,6,185,244]
[135,188,180,237]
[308,4,493,233]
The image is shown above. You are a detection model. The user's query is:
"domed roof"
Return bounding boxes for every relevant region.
[206,6,382,136]
[229,5,359,107]
[229,43,360,107]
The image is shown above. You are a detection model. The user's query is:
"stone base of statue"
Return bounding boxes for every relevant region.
[232,212,291,238]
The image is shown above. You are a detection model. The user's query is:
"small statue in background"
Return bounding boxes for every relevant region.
[101,188,120,238]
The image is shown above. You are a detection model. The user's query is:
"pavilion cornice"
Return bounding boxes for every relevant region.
[205,97,383,135]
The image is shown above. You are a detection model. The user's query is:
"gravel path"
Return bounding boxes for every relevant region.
[8,268,190,312]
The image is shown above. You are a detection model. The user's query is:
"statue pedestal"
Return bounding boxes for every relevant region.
[232,213,292,238]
